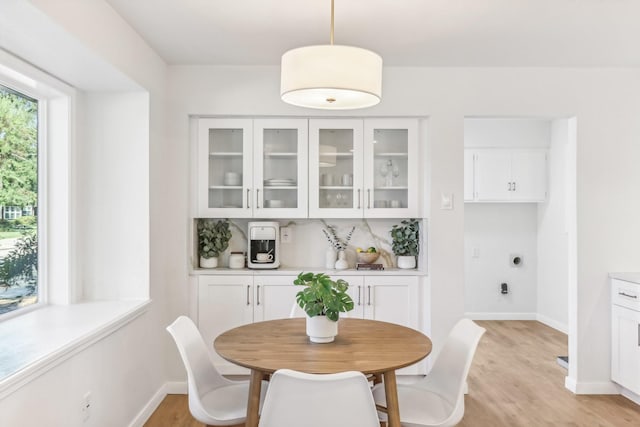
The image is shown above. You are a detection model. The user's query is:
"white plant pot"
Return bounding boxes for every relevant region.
[397,255,416,269]
[306,315,338,343]
[200,256,218,269]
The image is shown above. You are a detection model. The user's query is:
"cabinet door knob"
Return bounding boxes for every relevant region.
[246,285,251,305]
[256,189,260,209]
[357,285,362,306]
[367,285,372,306]
[246,189,251,209]
[256,285,260,305]
[513,182,517,191]
[357,189,361,209]
[367,189,371,209]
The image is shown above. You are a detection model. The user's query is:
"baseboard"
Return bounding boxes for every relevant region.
[128,383,171,427]
[165,381,188,394]
[564,376,620,395]
[536,314,568,334]
[465,312,537,321]
[621,388,640,405]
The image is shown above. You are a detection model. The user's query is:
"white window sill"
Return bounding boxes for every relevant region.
[0,299,151,399]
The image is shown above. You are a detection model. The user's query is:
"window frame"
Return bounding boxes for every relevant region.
[0,49,73,320]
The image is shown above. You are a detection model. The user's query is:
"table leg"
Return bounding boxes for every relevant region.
[246,369,264,427]
[383,370,401,427]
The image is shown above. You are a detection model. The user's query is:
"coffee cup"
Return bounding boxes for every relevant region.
[256,253,273,262]
[390,200,401,208]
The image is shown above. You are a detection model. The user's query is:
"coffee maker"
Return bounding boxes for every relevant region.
[248,221,280,269]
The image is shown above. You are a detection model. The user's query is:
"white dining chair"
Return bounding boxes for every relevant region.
[258,369,380,427]
[166,315,267,426]
[372,318,485,427]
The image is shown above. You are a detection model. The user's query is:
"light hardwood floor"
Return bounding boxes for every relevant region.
[144,320,640,427]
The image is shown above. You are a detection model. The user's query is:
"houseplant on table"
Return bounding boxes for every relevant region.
[197,218,232,268]
[293,272,354,343]
[390,218,420,269]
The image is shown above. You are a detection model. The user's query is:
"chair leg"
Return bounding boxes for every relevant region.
[373,373,383,385]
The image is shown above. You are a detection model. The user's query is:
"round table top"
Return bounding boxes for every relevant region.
[214,317,432,374]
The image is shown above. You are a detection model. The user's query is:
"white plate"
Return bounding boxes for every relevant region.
[253,259,273,263]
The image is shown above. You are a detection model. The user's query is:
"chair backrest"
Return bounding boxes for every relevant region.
[166,316,228,417]
[258,369,380,427]
[426,318,485,406]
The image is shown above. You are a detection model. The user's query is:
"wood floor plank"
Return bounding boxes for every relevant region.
[146,321,640,427]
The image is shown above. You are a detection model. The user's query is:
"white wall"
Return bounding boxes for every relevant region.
[0,1,170,425]
[169,65,640,393]
[537,120,570,332]
[464,203,539,318]
[463,118,550,319]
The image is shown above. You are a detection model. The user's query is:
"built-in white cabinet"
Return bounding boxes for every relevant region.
[198,273,424,375]
[611,278,640,395]
[344,275,423,374]
[197,118,308,218]
[198,275,300,374]
[309,118,420,218]
[465,148,547,202]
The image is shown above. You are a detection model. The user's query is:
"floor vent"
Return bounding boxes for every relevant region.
[557,356,568,370]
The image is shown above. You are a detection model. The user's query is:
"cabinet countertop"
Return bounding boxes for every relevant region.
[609,272,640,284]
[191,267,427,277]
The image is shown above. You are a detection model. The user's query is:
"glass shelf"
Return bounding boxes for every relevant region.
[209,152,243,157]
[209,185,243,190]
[264,152,298,158]
[374,186,409,190]
[374,152,409,158]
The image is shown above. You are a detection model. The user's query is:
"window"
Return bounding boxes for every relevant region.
[0,84,39,316]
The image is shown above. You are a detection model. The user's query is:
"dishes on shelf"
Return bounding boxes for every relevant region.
[224,172,242,186]
[264,178,296,187]
[264,199,285,208]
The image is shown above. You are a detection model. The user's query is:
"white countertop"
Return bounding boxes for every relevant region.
[609,272,640,284]
[191,266,427,276]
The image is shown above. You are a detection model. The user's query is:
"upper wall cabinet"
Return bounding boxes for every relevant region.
[197,118,308,218]
[309,118,420,218]
[465,148,547,202]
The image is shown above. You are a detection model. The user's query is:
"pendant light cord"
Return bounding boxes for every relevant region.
[330,0,334,45]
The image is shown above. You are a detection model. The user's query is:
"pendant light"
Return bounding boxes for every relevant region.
[280,0,382,110]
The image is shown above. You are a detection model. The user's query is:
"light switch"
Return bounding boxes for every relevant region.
[440,193,454,210]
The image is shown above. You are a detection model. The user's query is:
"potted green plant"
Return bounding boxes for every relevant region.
[390,218,420,269]
[197,219,232,268]
[293,272,354,343]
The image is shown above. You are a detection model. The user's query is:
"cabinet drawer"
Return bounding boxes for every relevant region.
[612,279,640,311]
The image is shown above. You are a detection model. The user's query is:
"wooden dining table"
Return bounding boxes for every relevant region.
[214,317,432,427]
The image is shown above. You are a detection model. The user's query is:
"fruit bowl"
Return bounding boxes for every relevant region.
[357,251,380,264]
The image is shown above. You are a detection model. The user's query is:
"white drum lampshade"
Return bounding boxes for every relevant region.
[281,44,382,110]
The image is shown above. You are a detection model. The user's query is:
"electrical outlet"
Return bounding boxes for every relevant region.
[280,226,293,243]
[81,392,91,422]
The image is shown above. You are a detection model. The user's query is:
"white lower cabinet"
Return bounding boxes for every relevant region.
[611,279,640,395]
[198,275,298,374]
[199,273,424,375]
[345,275,424,374]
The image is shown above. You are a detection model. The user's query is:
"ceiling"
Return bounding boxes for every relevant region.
[105,0,640,67]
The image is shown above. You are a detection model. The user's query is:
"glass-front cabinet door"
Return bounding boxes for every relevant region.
[309,119,364,218]
[363,119,419,218]
[197,118,253,217]
[253,119,308,218]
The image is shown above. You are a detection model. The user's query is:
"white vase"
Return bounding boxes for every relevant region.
[306,315,338,343]
[325,246,337,269]
[200,256,218,268]
[397,255,416,269]
[334,250,348,270]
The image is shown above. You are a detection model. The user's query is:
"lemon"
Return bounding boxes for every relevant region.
[367,247,377,253]
[356,247,363,253]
